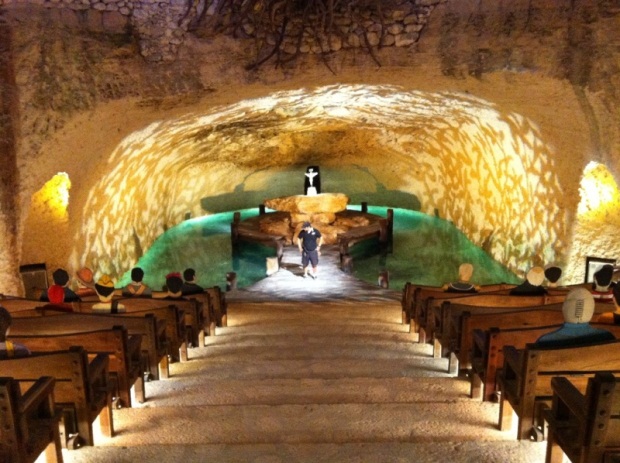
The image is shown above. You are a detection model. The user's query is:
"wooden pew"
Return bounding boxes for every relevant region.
[400,282,440,326]
[424,293,566,356]
[0,376,63,463]
[10,312,169,382]
[497,340,620,441]
[410,284,514,336]
[471,323,620,403]
[0,347,113,448]
[206,286,227,328]
[545,372,620,463]
[73,300,188,363]
[8,326,144,408]
[440,302,564,372]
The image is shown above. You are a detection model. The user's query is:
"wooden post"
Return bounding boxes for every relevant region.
[233,211,241,223]
[378,270,389,289]
[378,218,388,243]
[226,272,237,291]
[361,202,368,213]
[387,208,394,243]
[341,254,353,274]
[259,204,266,215]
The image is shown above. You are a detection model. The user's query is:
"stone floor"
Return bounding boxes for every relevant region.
[56,248,550,463]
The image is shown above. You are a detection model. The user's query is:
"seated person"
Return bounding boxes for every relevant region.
[591,264,615,303]
[0,306,31,359]
[92,275,125,313]
[42,284,73,312]
[594,284,620,324]
[544,265,563,288]
[123,267,152,297]
[535,288,615,348]
[441,263,480,293]
[509,266,548,296]
[75,267,97,298]
[153,273,185,300]
[181,268,204,295]
[40,268,81,302]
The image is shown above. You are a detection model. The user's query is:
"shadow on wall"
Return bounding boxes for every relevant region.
[200,166,422,213]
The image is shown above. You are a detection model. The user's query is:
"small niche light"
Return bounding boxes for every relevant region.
[577,161,620,218]
[33,172,71,220]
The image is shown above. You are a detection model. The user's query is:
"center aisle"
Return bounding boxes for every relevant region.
[63,300,546,463]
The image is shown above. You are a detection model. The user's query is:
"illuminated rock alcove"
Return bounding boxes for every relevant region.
[69,84,566,282]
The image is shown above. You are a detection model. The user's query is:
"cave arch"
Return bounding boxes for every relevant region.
[69,84,565,280]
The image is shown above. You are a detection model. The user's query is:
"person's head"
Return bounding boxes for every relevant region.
[526,266,545,286]
[52,268,70,287]
[544,265,562,287]
[594,264,614,290]
[48,284,65,305]
[0,306,11,341]
[131,267,145,283]
[183,268,196,283]
[76,267,94,287]
[457,263,474,283]
[166,273,183,295]
[562,288,595,324]
[94,275,116,302]
[302,221,312,231]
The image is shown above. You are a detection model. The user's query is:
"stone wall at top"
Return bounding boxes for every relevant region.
[0,0,619,293]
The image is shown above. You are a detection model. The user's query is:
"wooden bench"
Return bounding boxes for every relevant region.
[0,376,63,463]
[73,300,188,363]
[545,372,620,463]
[8,326,144,408]
[497,340,620,440]
[0,347,113,448]
[472,322,620,402]
[439,302,565,373]
[203,286,227,330]
[11,312,169,382]
[423,293,565,352]
[132,296,207,347]
[409,284,513,335]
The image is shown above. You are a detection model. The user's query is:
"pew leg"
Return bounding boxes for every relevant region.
[448,352,459,375]
[498,383,514,431]
[545,428,564,463]
[198,329,206,348]
[44,420,64,463]
[134,375,146,404]
[99,397,114,438]
[209,321,216,337]
[221,314,227,327]
[418,327,427,345]
[180,341,189,363]
[159,355,170,380]
[470,372,483,400]
[433,338,442,359]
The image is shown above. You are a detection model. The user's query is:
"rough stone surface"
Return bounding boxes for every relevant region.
[58,290,547,462]
[0,1,619,294]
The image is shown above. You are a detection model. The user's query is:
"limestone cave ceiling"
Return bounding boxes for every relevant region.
[71,84,565,279]
[195,0,430,70]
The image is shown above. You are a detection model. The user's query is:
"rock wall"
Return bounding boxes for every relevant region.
[0,0,619,293]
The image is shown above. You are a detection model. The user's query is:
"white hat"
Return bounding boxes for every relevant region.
[562,288,595,324]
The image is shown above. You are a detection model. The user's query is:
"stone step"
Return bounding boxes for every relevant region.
[140,376,467,407]
[80,401,512,447]
[209,330,417,347]
[177,353,446,381]
[63,440,547,463]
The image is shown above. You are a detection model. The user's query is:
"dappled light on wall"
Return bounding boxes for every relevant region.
[70,84,565,280]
